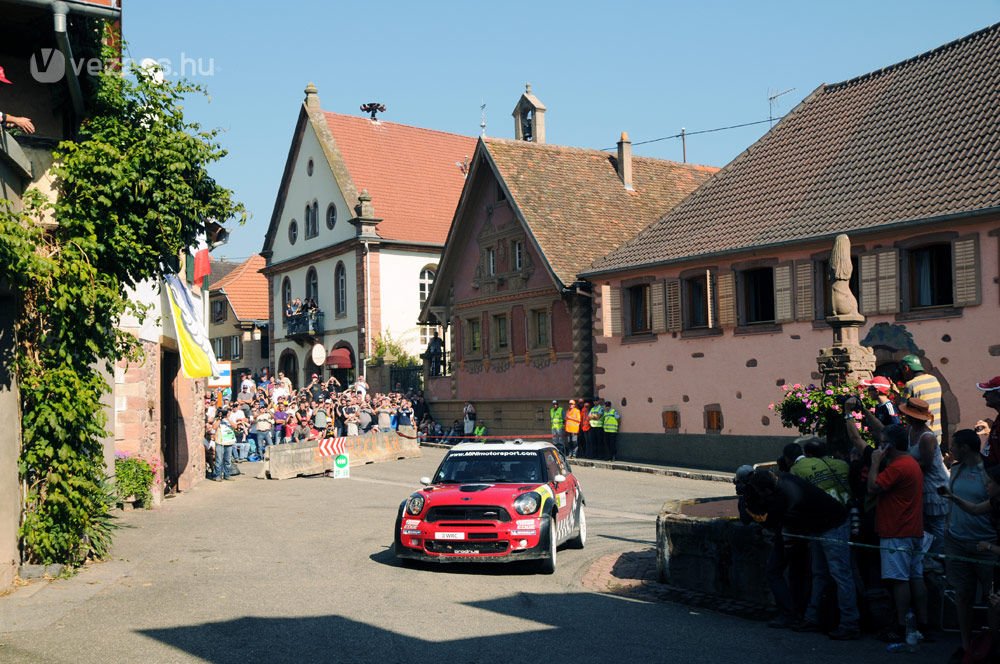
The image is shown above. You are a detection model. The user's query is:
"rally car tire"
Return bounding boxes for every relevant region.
[568,503,586,549]
[538,516,557,575]
[392,505,413,565]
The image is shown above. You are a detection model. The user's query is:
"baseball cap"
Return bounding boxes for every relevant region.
[900,354,924,372]
[734,464,754,484]
[0,67,11,85]
[552,400,557,404]
[859,375,893,395]
[977,376,1000,392]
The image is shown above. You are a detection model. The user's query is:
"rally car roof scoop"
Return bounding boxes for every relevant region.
[459,483,494,492]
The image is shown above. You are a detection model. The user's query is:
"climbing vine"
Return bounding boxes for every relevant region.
[1,38,244,565]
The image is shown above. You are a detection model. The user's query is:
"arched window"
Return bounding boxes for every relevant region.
[326,203,337,230]
[419,266,436,345]
[335,262,347,316]
[288,219,298,244]
[305,201,319,239]
[282,277,292,317]
[305,267,319,303]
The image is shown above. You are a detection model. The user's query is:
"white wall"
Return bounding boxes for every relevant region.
[119,279,166,344]
[378,248,441,357]
[268,121,355,265]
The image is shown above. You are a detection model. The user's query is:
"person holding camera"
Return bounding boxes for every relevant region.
[214,409,237,481]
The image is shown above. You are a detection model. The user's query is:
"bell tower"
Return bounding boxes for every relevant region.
[512,83,546,143]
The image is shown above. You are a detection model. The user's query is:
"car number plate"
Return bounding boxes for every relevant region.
[435,532,464,540]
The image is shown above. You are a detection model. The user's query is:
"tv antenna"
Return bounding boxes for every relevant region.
[480,101,487,137]
[768,87,795,127]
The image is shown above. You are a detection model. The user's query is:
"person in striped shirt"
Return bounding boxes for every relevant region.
[900,354,943,440]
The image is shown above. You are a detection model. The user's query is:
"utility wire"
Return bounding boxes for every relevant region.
[600,116,781,151]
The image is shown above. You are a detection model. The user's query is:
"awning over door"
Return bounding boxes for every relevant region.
[325,348,354,369]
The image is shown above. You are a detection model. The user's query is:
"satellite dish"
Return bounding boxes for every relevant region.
[311,343,326,366]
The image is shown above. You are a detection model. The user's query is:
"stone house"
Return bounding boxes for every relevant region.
[581,22,1000,471]
[208,255,269,391]
[261,85,475,390]
[420,87,717,433]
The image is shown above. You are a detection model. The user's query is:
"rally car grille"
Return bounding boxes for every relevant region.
[425,540,509,554]
[424,506,511,523]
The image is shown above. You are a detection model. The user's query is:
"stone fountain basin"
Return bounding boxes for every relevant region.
[656,496,772,606]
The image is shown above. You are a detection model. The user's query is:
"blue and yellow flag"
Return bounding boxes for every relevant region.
[164,274,221,379]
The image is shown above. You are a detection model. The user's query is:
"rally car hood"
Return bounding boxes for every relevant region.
[419,482,544,505]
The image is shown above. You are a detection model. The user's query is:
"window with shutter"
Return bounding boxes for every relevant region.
[650,281,667,333]
[773,263,794,323]
[794,261,813,321]
[739,267,776,324]
[877,249,900,314]
[665,279,682,332]
[952,235,980,307]
[601,284,623,337]
[681,270,713,330]
[626,284,652,335]
[859,252,879,315]
[716,271,736,328]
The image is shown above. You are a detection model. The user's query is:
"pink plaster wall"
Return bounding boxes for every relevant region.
[595,221,1000,439]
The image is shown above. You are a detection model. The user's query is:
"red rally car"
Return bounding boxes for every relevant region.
[393,440,586,573]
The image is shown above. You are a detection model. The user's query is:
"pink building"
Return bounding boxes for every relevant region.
[582,23,1000,471]
[422,87,717,433]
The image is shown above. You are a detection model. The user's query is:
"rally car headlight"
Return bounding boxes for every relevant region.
[406,494,425,515]
[513,492,541,515]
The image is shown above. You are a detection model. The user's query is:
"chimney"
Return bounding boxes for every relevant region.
[617,131,633,190]
[304,82,320,111]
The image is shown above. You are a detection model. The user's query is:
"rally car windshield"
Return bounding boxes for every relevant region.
[433,450,546,484]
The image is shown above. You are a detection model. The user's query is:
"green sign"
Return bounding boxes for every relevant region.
[333,453,350,479]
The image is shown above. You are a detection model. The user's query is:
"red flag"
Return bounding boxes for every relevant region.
[193,247,210,288]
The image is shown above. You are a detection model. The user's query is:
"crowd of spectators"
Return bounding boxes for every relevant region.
[735,362,1000,662]
[204,369,442,478]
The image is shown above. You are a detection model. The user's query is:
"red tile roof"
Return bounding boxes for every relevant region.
[323,113,477,244]
[210,254,268,321]
[588,21,1000,275]
[485,138,718,285]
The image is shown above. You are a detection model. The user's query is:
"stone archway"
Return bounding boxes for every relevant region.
[278,348,299,390]
[863,322,957,443]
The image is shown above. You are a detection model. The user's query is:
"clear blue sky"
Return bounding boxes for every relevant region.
[123,0,1000,261]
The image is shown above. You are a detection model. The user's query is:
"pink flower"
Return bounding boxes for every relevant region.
[799,417,807,423]
[825,389,834,396]
[768,403,775,411]
[793,383,802,389]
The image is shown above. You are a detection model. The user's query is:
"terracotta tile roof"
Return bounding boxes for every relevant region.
[323,113,477,244]
[485,138,717,285]
[588,22,1000,275]
[210,254,268,321]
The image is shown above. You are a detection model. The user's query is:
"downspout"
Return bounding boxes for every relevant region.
[363,240,370,380]
[52,2,86,122]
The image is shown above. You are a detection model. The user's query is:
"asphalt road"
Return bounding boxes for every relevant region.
[0,449,947,663]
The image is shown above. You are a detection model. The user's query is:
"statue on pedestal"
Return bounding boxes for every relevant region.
[817,234,875,385]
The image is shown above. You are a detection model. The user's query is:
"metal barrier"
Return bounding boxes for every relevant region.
[258,426,422,480]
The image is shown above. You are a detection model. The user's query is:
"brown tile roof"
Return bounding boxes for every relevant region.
[587,22,1000,275]
[323,113,477,244]
[210,254,268,321]
[484,138,717,285]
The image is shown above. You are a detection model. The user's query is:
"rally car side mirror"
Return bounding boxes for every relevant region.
[553,474,566,485]
[420,476,432,486]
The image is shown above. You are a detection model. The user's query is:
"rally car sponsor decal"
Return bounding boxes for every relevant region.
[556,491,567,509]
[403,529,421,535]
[435,532,464,540]
[454,549,479,555]
[404,519,421,529]
[511,530,536,536]
[516,519,537,529]
[446,450,537,458]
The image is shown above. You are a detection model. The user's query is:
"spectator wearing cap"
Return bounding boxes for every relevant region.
[549,400,565,454]
[860,375,900,426]
[900,354,943,440]
[898,397,950,548]
[867,424,931,645]
[978,376,1000,468]
[0,66,36,134]
[564,399,582,458]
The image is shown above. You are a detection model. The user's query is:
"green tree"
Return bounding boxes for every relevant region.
[368,331,419,367]
[1,41,244,565]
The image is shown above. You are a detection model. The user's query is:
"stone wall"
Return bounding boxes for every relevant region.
[423,399,552,438]
[114,341,163,503]
[620,432,794,473]
[0,290,20,593]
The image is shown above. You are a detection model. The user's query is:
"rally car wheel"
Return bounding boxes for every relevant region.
[538,516,557,575]
[392,505,412,565]
[568,504,586,549]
